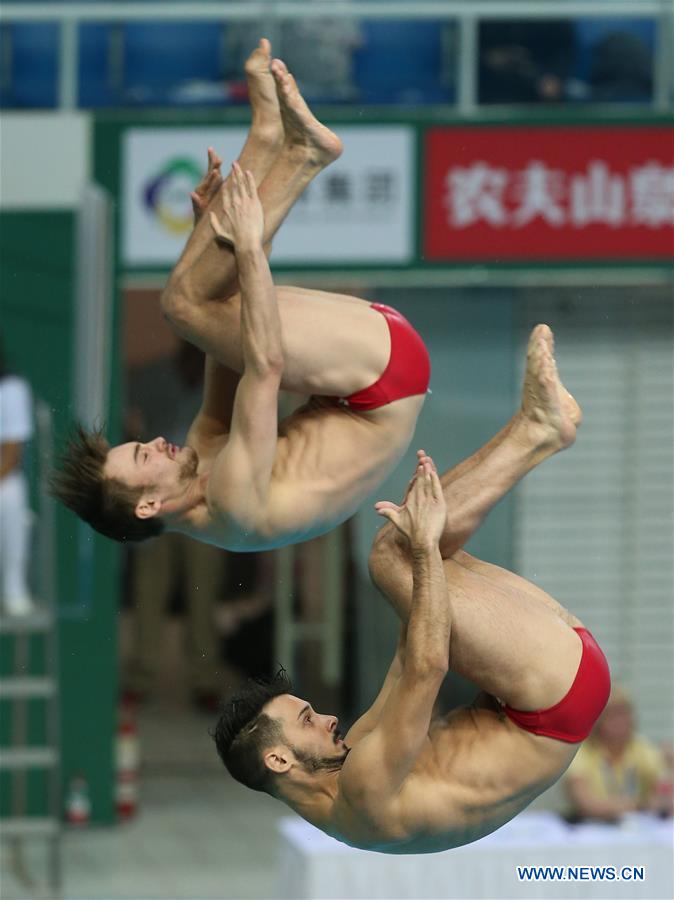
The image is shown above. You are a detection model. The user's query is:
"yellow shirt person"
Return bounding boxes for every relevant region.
[565,687,664,821]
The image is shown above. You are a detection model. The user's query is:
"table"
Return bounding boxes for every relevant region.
[276,811,673,899]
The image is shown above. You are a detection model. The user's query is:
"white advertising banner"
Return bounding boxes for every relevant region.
[122,125,414,267]
[122,127,247,267]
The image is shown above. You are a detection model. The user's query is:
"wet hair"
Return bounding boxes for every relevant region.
[212,668,293,794]
[49,424,164,543]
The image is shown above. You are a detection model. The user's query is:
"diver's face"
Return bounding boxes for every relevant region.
[266,694,349,766]
[105,437,198,509]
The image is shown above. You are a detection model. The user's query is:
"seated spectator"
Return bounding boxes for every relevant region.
[478,20,576,104]
[227,10,362,102]
[564,686,665,822]
[280,18,362,102]
[589,31,653,102]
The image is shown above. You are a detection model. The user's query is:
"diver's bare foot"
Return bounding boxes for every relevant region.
[270,58,343,166]
[244,39,283,149]
[516,324,582,452]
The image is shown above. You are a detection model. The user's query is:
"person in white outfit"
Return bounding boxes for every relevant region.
[0,348,34,615]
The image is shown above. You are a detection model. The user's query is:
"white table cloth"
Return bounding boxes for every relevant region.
[276,811,673,899]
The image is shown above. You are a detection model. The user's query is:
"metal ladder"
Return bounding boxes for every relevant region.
[273,527,346,689]
[270,391,346,689]
[0,401,61,896]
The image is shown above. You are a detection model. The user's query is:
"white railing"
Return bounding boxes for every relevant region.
[0,2,668,20]
[0,0,672,112]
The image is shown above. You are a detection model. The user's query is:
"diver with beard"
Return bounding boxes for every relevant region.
[213,330,611,854]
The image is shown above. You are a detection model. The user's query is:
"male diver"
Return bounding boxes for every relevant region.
[52,40,430,551]
[213,328,611,853]
[51,41,428,550]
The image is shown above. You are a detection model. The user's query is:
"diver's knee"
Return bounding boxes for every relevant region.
[160,277,192,329]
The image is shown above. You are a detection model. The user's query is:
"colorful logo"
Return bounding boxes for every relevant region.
[143,156,202,236]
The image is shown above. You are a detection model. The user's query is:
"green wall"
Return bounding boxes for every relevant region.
[1,211,119,824]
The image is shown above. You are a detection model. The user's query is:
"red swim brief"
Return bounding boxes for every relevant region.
[339,303,430,412]
[503,627,611,743]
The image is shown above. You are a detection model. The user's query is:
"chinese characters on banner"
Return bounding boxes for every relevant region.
[424,127,674,261]
[269,126,413,264]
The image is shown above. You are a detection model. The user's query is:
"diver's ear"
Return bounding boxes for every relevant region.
[135,496,162,520]
[264,747,292,775]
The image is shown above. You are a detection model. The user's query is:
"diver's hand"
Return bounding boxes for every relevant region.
[375,454,446,552]
[209,161,263,251]
[190,147,223,224]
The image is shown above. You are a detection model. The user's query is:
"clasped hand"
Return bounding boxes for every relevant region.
[375,450,446,551]
[210,161,264,250]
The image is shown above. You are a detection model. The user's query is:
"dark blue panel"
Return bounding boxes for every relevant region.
[78,23,120,107]
[353,20,452,105]
[121,21,224,105]
[574,17,655,102]
[575,16,655,76]
[0,23,58,108]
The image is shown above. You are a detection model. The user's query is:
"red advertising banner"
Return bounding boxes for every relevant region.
[423,126,674,261]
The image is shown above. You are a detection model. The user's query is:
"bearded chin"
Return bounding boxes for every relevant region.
[180,447,199,480]
[291,744,350,774]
